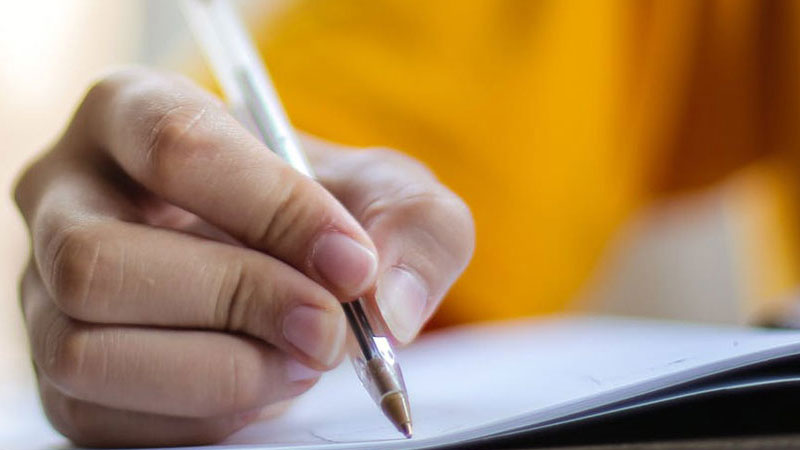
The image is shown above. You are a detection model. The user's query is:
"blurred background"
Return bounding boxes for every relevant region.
[0,0,140,388]
[0,0,283,398]
[2,0,797,420]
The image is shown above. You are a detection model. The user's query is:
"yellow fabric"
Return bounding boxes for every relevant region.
[236,0,800,327]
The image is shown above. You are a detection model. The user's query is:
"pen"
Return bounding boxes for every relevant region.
[179,0,413,438]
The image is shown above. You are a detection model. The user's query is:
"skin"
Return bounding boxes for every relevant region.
[14,68,474,447]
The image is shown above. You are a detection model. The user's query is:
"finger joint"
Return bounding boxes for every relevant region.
[46,223,106,319]
[143,103,211,190]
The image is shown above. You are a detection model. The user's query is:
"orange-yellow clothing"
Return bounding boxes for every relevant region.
[226,1,800,327]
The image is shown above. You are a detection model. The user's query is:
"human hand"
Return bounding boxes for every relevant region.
[14,68,474,447]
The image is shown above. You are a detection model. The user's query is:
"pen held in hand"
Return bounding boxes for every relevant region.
[180,0,413,438]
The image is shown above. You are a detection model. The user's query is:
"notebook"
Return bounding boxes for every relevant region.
[217,315,800,449]
[5,315,800,450]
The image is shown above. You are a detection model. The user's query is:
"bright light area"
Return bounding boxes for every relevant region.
[0,0,78,106]
[0,0,143,384]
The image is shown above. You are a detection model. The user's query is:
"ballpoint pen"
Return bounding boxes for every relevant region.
[179,0,413,438]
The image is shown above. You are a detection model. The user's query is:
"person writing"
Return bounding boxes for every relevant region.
[13,0,800,447]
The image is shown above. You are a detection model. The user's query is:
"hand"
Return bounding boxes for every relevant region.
[14,67,474,447]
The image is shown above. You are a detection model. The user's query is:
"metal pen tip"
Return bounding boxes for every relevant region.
[380,390,413,439]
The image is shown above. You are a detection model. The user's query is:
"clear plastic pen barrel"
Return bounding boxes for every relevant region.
[343,299,413,437]
[181,0,413,438]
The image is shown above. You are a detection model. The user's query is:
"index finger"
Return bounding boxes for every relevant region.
[76,68,377,298]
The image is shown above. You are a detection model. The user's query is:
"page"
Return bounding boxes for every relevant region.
[215,316,800,449]
[5,316,800,450]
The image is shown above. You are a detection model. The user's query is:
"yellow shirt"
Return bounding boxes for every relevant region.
[225,0,800,327]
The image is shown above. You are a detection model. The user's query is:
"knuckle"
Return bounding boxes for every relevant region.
[46,223,104,318]
[210,350,264,414]
[13,146,59,221]
[83,75,119,110]
[81,67,153,118]
[142,102,211,188]
[367,186,475,269]
[13,158,42,214]
[249,168,326,250]
[213,256,291,346]
[41,320,89,392]
[89,66,219,191]
[81,75,120,114]
[213,260,253,332]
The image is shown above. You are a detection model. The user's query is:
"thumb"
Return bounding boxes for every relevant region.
[366,189,475,343]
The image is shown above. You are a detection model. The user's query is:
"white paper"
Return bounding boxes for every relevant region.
[4,316,800,450]
[215,316,800,449]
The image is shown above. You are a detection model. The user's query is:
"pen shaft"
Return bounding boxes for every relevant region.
[181,0,313,176]
[343,300,379,359]
[181,0,413,437]
[182,0,378,358]
[234,68,314,178]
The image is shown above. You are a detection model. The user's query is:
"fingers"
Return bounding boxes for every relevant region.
[35,216,346,369]
[77,68,378,298]
[22,267,321,418]
[17,140,346,368]
[309,142,475,343]
[38,378,252,448]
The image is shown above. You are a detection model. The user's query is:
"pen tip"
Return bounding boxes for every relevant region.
[381,390,413,439]
[401,422,413,438]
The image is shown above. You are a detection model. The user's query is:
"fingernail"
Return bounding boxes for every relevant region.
[283,305,345,366]
[312,232,378,295]
[376,267,428,344]
[286,358,322,382]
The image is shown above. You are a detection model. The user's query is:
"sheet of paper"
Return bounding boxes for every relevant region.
[4,316,800,450]
[213,316,800,449]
